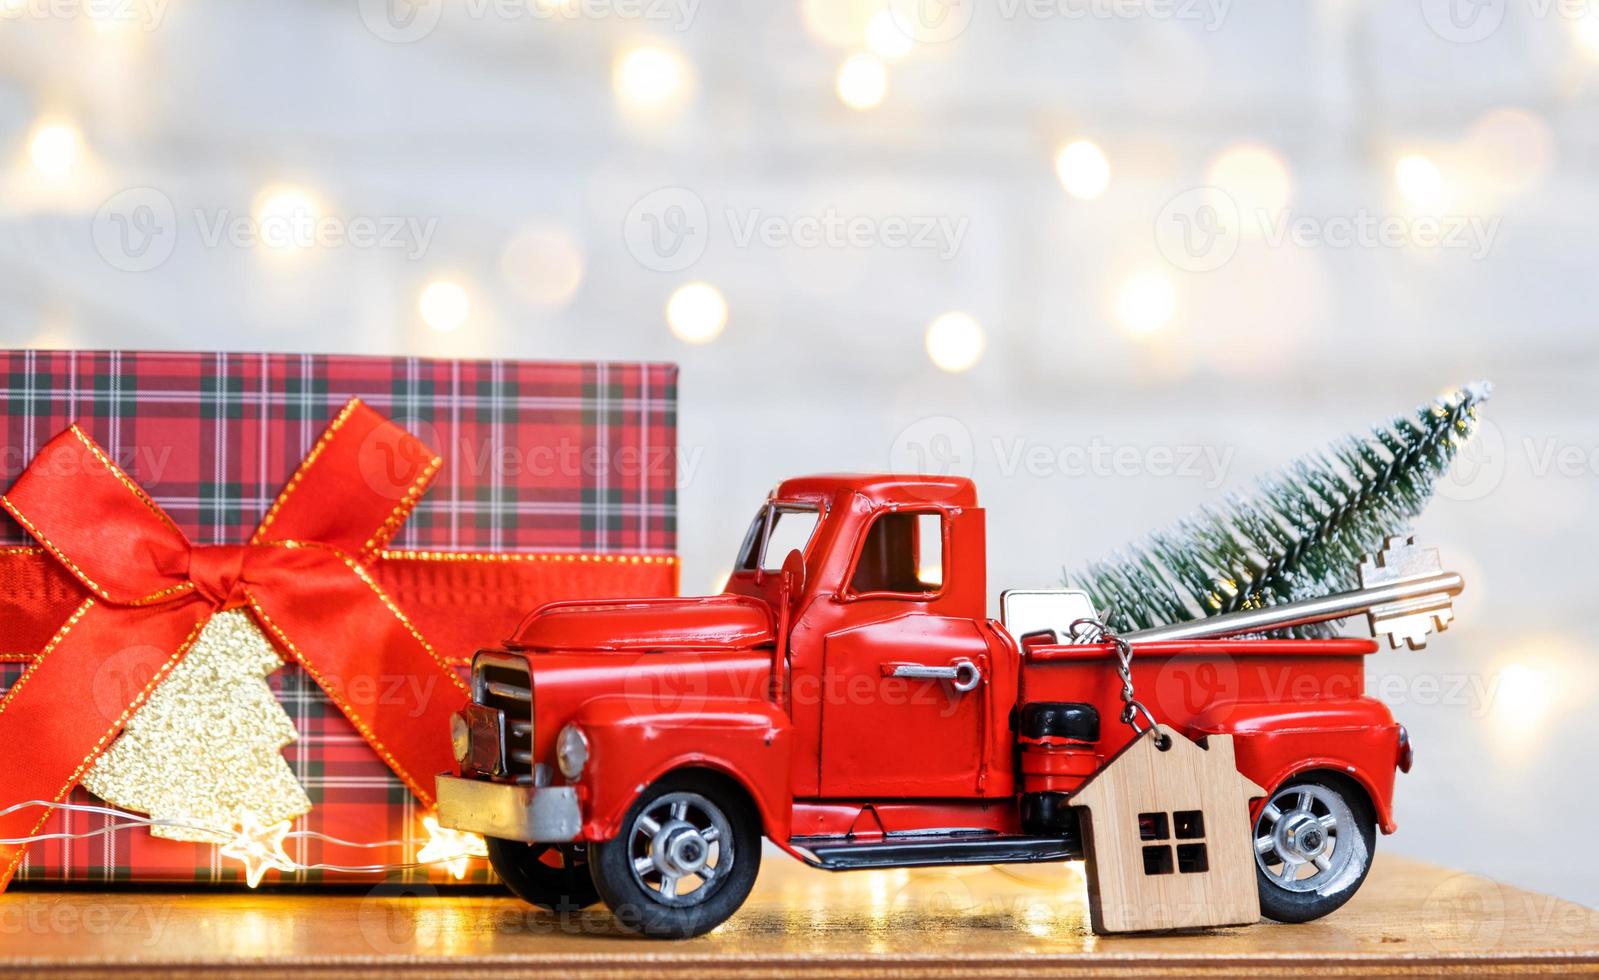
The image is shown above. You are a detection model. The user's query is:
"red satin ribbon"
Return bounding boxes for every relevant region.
[0,398,470,889]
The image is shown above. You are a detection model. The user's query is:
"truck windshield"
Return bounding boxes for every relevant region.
[736,504,820,573]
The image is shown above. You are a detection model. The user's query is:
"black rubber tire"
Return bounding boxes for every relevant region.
[1255,772,1377,924]
[588,770,762,939]
[485,837,600,912]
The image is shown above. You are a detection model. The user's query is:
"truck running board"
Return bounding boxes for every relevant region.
[792,831,1079,871]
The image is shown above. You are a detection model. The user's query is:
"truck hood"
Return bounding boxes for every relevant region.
[505,594,775,653]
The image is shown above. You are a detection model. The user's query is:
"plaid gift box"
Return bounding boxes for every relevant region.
[0,351,679,885]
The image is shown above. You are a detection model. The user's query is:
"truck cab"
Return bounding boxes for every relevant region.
[437,474,1405,938]
[723,474,1012,803]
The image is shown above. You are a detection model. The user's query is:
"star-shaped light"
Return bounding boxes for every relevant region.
[220,815,297,888]
[418,814,487,880]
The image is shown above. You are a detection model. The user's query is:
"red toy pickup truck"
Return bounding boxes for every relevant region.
[437,474,1414,937]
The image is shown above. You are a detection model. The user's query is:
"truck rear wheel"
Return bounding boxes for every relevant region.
[1253,772,1376,923]
[485,838,600,912]
[588,771,762,938]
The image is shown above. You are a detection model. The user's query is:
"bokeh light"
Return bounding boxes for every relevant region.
[836,54,888,110]
[251,184,323,252]
[924,312,985,372]
[613,44,690,112]
[1395,154,1443,209]
[1205,142,1292,227]
[666,282,728,343]
[1486,636,1580,757]
[1573,12,1599,56]
[1054,140,1110,200]
[499,225,586,311]
[1495,664,1554,717]
[1114,269,1177,336]
[28,121,81,178]
[1463,108,1555,202]
[419,280,471,333]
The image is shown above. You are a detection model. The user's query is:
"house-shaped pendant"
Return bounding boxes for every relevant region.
[1071,725,1266,934]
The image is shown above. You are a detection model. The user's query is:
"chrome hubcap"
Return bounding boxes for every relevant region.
[627,791,732,907]
[1254,783,1360,893]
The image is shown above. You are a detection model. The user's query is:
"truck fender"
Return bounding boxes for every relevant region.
[1187,698,1401,834]
[570,695,795,843]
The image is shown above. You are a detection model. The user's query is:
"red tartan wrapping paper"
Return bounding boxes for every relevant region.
[0,351,679,885]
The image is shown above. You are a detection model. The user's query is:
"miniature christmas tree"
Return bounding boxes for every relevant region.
[81,608,312,842]
[1072,383,1491,637]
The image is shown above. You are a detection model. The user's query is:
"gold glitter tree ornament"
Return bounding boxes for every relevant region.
[80,608,313,842]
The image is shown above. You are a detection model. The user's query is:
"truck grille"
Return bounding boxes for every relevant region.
[472,653,535,777]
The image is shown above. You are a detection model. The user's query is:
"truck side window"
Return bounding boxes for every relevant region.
[761,509,820,572]
[737,505,821,572]
[849,511,943,595]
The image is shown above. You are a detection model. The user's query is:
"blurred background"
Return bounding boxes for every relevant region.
[1,0,1595,906]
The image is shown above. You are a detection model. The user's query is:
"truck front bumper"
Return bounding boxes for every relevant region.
[435,774,584,842]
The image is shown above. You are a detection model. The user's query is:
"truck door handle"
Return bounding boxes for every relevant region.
[883,659,982,693]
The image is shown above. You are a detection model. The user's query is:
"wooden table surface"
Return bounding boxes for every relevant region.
[2,853,1596,977]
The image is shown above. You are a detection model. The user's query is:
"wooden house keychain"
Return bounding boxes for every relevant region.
[1068,623,1266,934]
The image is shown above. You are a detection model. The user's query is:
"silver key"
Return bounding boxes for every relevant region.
[1359,536,1455,650]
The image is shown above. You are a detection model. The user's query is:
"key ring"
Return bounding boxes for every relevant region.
[1070,616,1171,749]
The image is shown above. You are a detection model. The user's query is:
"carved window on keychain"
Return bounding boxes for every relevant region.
[1138,810,1209,876]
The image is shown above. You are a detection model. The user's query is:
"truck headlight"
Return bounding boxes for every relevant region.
[556,724,589,781]
[450,711,472,765]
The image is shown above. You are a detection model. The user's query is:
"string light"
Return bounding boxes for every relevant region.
[1054,140,1111,200]
[499,225,586,311]
[924,311,985,373]
[418,815,489,881]
[1464,108,1555,202]
[666,281,728,343]
[220,815,296,888]
[1114,269,1177,336]
[0,801,488,886]
[1574,13,1599,56]
[251,184,323,252]
[1395,154,1443,209]
[1205,142,1292,225]
[419,280,471,333]
[836,53,888,110]
[28,121,82,178]
[613,44,690,112]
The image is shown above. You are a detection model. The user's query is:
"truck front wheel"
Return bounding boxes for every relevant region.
[485,838,600,912]
[1253,772,1376,923]
[588,771,762,938]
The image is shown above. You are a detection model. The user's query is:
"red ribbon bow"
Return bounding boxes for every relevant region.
[0,399,469,889]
